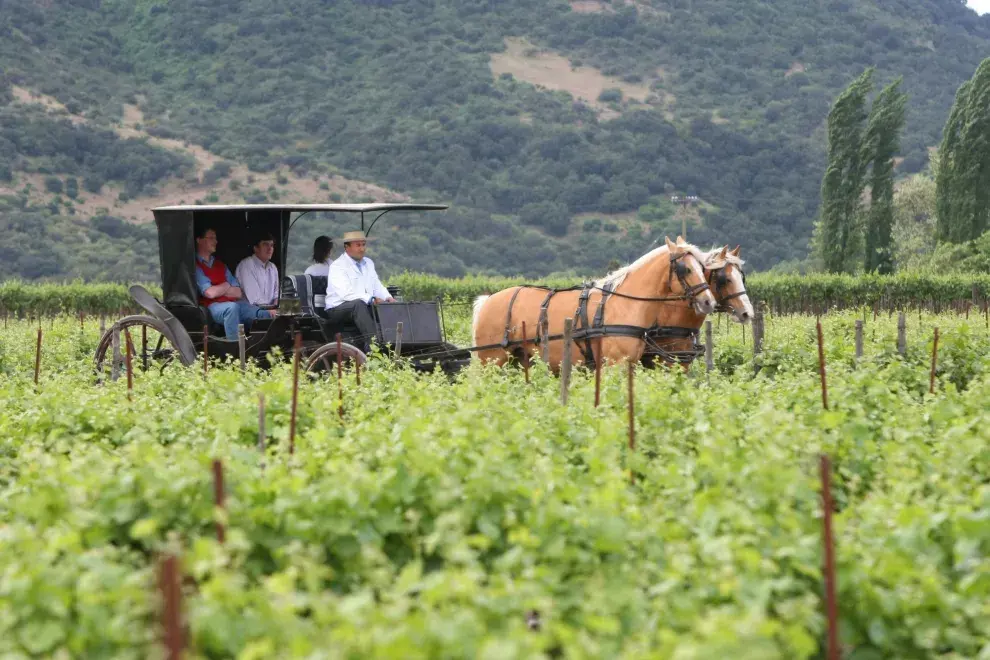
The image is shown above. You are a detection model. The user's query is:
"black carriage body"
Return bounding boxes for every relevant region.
[142,203,466,371]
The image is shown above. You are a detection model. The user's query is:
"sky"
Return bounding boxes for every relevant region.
[968,0,990,15]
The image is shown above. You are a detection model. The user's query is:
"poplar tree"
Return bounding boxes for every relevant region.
[937,58,990,243]
[817,68,873,273]
[862,78,907,274]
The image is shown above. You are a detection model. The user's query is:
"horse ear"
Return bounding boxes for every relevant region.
[730,245,741,257]
[676,235,685,245]
[717,246,728,260]
[665,236,679,252]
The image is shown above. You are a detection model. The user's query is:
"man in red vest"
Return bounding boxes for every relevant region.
[195,226,274,339]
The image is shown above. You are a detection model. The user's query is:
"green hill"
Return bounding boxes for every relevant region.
[2,0,989,280]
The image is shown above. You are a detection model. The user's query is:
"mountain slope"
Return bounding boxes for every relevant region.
[1,0,989,280]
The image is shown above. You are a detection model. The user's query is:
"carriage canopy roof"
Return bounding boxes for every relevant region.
[151,203,449,213]
[151,202,448,308]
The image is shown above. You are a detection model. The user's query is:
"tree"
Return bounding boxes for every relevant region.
[862,78,907,274]
[816,69,873,273]
[936,58,990,243]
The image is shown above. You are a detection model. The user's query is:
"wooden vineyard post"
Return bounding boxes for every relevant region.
[99,314,106,337]
[560,318,574,405]
[124,328,134,401]
[897,313,906,357]
[202,325,209,379]
[752,310,764,374]
[594,337,602,408]
[627,361,636,485]
[238,324,246,373]
[854,320,863,361]
[158,554,184,660]
[394,321,403,364]
[355,361,361,386]
[816,320,828,410]
[111,324,121,383]
[930,327,939,395]
[819,455,840,660]
[258,393,266,464]
[289,332,302,454]
[335,332,344,420]
[521,321,531,385]
[79,310,85,331]
[212,459,225,544]
[34,327,42,387]
[705,320,713,374]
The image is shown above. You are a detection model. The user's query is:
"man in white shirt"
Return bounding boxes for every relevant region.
[235,232,280,309]
[324,230,394,353]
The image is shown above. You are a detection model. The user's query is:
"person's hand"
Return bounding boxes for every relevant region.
[385,296,396,303]
[228,286,243,298]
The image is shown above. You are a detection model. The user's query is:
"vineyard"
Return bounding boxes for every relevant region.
[1,305,989,658]
[3,272,990,317]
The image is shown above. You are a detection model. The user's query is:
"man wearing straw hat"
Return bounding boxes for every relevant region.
[324,230,394,353]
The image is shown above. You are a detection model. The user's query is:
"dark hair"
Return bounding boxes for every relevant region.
[312,235,333,263]
[195,224,216,240]
[253,231,275,247]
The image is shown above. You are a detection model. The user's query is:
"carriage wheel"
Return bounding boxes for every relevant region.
[94,315,180,380]
[304,341,367,374]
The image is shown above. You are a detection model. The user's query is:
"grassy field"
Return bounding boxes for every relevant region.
[0,308,988,658]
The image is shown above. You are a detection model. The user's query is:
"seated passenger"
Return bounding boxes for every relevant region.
[324,230,394,354]
[194,226,273,340]
[236,232,280,307]
[304,235,333,277]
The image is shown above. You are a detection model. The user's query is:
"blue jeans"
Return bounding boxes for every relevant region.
[208,301,272,340]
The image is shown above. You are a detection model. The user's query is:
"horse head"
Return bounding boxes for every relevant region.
[704,245,754,323]
[665,237,716,315]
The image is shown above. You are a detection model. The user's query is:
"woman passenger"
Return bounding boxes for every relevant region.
[304,235,333,277]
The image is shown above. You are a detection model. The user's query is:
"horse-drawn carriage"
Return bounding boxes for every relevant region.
[94,203,471,377]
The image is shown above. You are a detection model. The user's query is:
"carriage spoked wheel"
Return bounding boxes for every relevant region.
[303,341,367,374]
[94,315,179,380]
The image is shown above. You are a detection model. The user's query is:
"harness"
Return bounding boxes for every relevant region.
[495,251,712,368]
[706,263,748,313]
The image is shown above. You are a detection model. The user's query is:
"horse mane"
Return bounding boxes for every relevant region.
[594,242,708,289]
[701,246,745,270]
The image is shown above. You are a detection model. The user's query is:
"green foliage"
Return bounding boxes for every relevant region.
[5,272,990,317]
[0,310,988,656]
[817,69,873,273]
[936,58,990,244]
[4,0,990,275]
[863,78,907,274]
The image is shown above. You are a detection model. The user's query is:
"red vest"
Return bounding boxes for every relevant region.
[196,258,239,307]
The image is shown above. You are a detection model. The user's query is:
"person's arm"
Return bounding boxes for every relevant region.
[329,263,371,304]
[197,266,231,299]
[225,266,243,299]
[370,263,394,302]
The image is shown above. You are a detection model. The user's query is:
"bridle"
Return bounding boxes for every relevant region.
[668,251,712,304]
[706,262,749,313]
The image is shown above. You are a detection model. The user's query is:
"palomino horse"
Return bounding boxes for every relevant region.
[472,237,717,371]
[640,241,754,368]
[703,244,754,323]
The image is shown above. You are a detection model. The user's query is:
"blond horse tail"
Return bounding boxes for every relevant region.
[472,295,491,347]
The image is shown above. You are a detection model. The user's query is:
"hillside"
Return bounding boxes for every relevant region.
[1,0,990,280]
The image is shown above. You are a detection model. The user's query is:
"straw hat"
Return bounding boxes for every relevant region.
[341,230,372,244]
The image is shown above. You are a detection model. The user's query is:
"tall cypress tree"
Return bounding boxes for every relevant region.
[818,68,873,273]
[862,78,907,274]
[937,58,990,243]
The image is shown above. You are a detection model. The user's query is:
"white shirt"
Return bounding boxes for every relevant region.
[235,255,280,306]
[325,253,389,309]
[304,261,330,277]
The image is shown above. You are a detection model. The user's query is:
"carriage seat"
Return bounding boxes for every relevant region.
[285,274,328,316]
